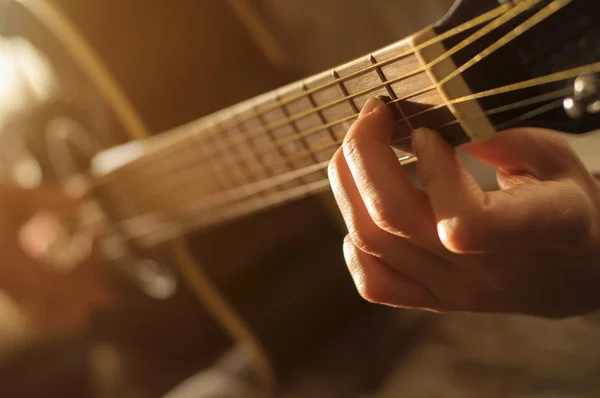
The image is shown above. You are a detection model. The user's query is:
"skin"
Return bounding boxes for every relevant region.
[329,97,600,318]
[0,183,111,332]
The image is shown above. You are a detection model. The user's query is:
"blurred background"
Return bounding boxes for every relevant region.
[1,0,600,397]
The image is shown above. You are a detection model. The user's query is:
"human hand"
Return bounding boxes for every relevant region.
[328,97,600,318]
[0,183,112,332]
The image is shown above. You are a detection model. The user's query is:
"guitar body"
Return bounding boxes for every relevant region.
[1,0,600,396]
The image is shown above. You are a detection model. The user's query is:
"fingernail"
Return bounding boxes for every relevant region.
[358,97,386,118]
[437,217,457,245]
[411,127,432,154]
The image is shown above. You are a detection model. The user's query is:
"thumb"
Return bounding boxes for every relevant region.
[462,128,583,181]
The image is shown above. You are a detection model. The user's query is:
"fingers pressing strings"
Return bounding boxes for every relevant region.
[330,99,491,309]
[412,127,595,254]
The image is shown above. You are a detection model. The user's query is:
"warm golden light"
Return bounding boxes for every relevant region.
[0,36,56,125]
[0,36,56,186]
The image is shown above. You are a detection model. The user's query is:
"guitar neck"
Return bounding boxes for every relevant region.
[94,25,494,248]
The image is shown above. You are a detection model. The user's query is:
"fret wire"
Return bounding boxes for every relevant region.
[100,54,596,195]
[195,90,563,211]
[233,88,579,193]
[302,82,338,144]
[99,57,600,202]
[203,126,234,188]
[279,89,325,179]
[369,54,415,132]
[186,2,513,139]
[115,89,576,246]
[198,132,234,191]
[203,125,247,190]
[254,101,298,181]
[332,69,360,114]
[232,112,275,180]
[112,87,572,227]
[216,119,264,196]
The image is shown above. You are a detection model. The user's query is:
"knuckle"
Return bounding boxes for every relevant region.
[540,131,582,173]
[341,136,362,162]
[368,197,395,230]
[557,185,595,239]
[368,196,412,238]
[343,235,393,305]
[343,243,388,304]
[441,214,492,253]
[354,276,387,304]
[348,224,385,256]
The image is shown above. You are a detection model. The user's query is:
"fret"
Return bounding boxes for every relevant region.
[368,52,416,155]
[253,97,301,190]
[302,82,338,144]
[373,37,458,152]
[368,54,415,132]
[196,132,232,191]
[331,69,360,114]
[279,90,327,181]
[302,71,354,162]
[203,125,246,190]
[228,113,272,183]
[250,104,287,178]
[216,120,265,198]
[237,104,281,186]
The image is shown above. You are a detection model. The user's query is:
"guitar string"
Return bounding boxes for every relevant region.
[107,87,570,208]
[123,96,568,246]
[193,0,542,145]
[101,0,590,231]
[99,0,551,188]
[103,45,595,205]
[120,97,566,246]
[226,0,568,159]
[142,0,538,159]
[387,0,573,107]
[187,91,556,236]
[101,57,599,213]
[112,87,574,235]
[168,2,513,139]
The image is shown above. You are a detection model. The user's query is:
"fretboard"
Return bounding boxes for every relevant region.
[94,26,494,248]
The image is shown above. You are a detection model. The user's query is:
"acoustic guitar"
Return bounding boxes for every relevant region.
[1,0,600,392]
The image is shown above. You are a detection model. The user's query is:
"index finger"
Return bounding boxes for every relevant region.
[342,98,437,245]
